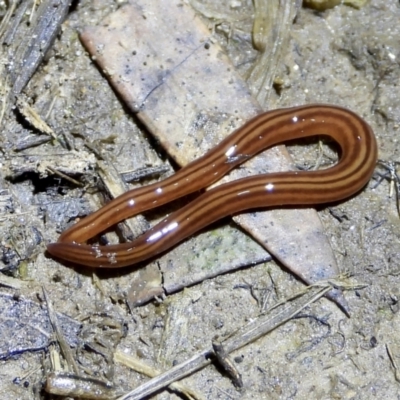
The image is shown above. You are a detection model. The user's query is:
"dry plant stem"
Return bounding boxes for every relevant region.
[0,1,20,41]
[247,0,301,105]
[0,274,30,289]
[212,340,243,388]
[114,351,203,400]
[46,166,83,187]
[97,160,149,238]
[11,0,71,95]
[42,287,79,375]
[45,372,118,400]
[15,135,51,151]
[117,284,332,400]
[120,165,170,183]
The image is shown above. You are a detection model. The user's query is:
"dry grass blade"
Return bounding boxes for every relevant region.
[246,0,301,105]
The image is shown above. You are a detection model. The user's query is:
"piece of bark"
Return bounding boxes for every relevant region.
[79,0,347,311]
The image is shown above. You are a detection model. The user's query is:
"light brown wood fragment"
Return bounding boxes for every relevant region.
[79,0,347,310]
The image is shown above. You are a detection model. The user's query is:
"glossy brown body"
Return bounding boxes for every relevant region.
[47,105,378,268]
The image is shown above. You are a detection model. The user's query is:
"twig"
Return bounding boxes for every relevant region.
[114,351,203,400]
[46,166,83,187]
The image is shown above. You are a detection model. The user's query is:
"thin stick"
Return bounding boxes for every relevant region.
[114,351,203,400]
